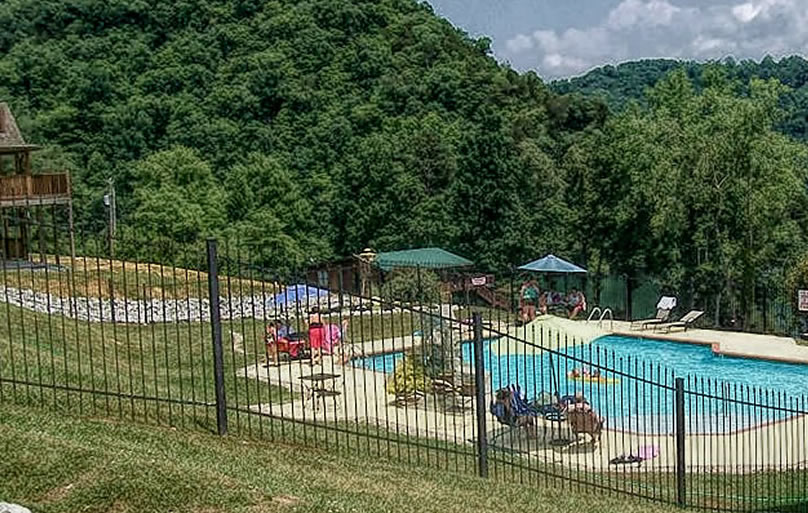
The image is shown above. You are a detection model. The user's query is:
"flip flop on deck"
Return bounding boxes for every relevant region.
[609,445,659,465]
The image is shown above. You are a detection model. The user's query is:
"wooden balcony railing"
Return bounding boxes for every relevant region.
[0,173,71,205]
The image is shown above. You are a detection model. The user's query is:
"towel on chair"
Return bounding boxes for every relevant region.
[657,297,677,310]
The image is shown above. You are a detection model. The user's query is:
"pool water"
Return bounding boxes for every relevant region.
[354,335,808,433]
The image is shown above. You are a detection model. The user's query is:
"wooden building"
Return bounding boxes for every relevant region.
[0,103,73,261]
[306,250,381,296]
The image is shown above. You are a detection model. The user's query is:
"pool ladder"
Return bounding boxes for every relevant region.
[587,307,614,331]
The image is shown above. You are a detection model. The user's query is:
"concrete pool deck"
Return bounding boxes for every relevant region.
[503,315,808,366]
[234,311,807,474]
[609,321,808,365]
[239,348,807,473]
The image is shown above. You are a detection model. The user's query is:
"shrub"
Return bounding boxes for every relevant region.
[387,352,432,397]
[380,268,441,304]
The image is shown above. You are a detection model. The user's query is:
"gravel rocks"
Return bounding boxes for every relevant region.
[0,286,418,325]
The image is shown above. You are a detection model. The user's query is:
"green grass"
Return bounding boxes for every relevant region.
[5,254,273,299]
[0,298,441,431]
[0,299,296,431]
[0,402,681,513]
[2,296,805,512]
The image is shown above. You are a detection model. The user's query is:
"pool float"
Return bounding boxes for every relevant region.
[567,372,620,385]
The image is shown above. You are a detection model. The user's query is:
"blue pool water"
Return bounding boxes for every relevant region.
[355,335,808,433]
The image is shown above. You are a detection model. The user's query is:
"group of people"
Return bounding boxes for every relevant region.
[568,367,601,379]
[519,280,588,323]
[492,387,604,443]
[264,308,357,366]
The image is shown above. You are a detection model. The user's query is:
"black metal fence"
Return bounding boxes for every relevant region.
[299,259,801,338]
[0,229,806,512]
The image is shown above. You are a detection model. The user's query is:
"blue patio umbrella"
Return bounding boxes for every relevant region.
[272,284,330,307]
[518,254,587,274]
[518,254,587,316]
[518,255,587,392]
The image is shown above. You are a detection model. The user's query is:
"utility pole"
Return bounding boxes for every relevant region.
[104,178,118,322]
[104,178,116,259]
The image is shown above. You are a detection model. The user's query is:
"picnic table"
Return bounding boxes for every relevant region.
[299,372,342,411]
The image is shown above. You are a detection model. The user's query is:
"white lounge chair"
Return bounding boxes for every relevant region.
[656,310,704,333]
[630,296,677,330]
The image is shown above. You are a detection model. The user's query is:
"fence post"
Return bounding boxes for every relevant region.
[675,377,686,507]
[762,285,768,333]
[472,312,488,478]
[206,239,228,436]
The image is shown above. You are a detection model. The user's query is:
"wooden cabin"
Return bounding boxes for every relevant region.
[306,252,381,296]
[0,103,72,260]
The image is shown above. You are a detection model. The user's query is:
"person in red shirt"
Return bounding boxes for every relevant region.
[308,309,326,365]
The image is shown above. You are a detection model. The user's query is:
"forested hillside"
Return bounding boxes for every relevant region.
[553,56,808,140]
[1,0,807,324]
[0,0,607,271]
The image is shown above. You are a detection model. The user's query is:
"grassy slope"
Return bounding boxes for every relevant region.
[0,310,412,428]
[0,297,431,429]
[4,255,271,299]
[0,403,677,513]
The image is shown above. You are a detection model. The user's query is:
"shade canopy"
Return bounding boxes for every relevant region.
[272,284,330,307]
[375,247,473,272]
[518,254,587,274]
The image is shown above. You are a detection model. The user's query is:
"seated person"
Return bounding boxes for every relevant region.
[308,309,327,366]
[264,321,301,365]
[565,391,593,413]
[569,367,594,378]
[567,289,587,320]
[538,292,548,315]
[565,391,605,424]
[323,319,354,365]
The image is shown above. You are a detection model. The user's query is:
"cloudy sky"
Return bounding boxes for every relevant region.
[426,0,808,79]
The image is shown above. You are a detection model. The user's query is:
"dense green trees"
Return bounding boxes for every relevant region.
[553,56,808,141]
[0,0,599,271]
[1,0,807,325]
[567,71,808,323]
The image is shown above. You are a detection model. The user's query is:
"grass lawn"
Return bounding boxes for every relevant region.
[0,298,297,431]
[5,254,273,299]
[0,402,679,513]
[0,299,454,431]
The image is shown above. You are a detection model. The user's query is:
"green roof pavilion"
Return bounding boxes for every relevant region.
[375,247,473,272]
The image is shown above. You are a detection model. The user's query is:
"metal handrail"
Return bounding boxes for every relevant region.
[586,307,602,323]
[599,308,614,331]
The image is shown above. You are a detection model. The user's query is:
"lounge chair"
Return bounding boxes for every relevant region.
[631,308,672,330]
[393,389,425,407]
[655,310,704,332]
[490,385,564,429]
[631,296,677,330]
[433,367,478,412]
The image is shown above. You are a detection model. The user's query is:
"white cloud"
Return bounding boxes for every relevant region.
[732,2,764,22]
[607,0,683,29]
[544,53,589,71]
[506,33,533,53]
[692,36,734,55]
[503,0,808,78]
[731,0,789,23]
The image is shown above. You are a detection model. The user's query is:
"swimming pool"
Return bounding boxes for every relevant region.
[354,335,808,433]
